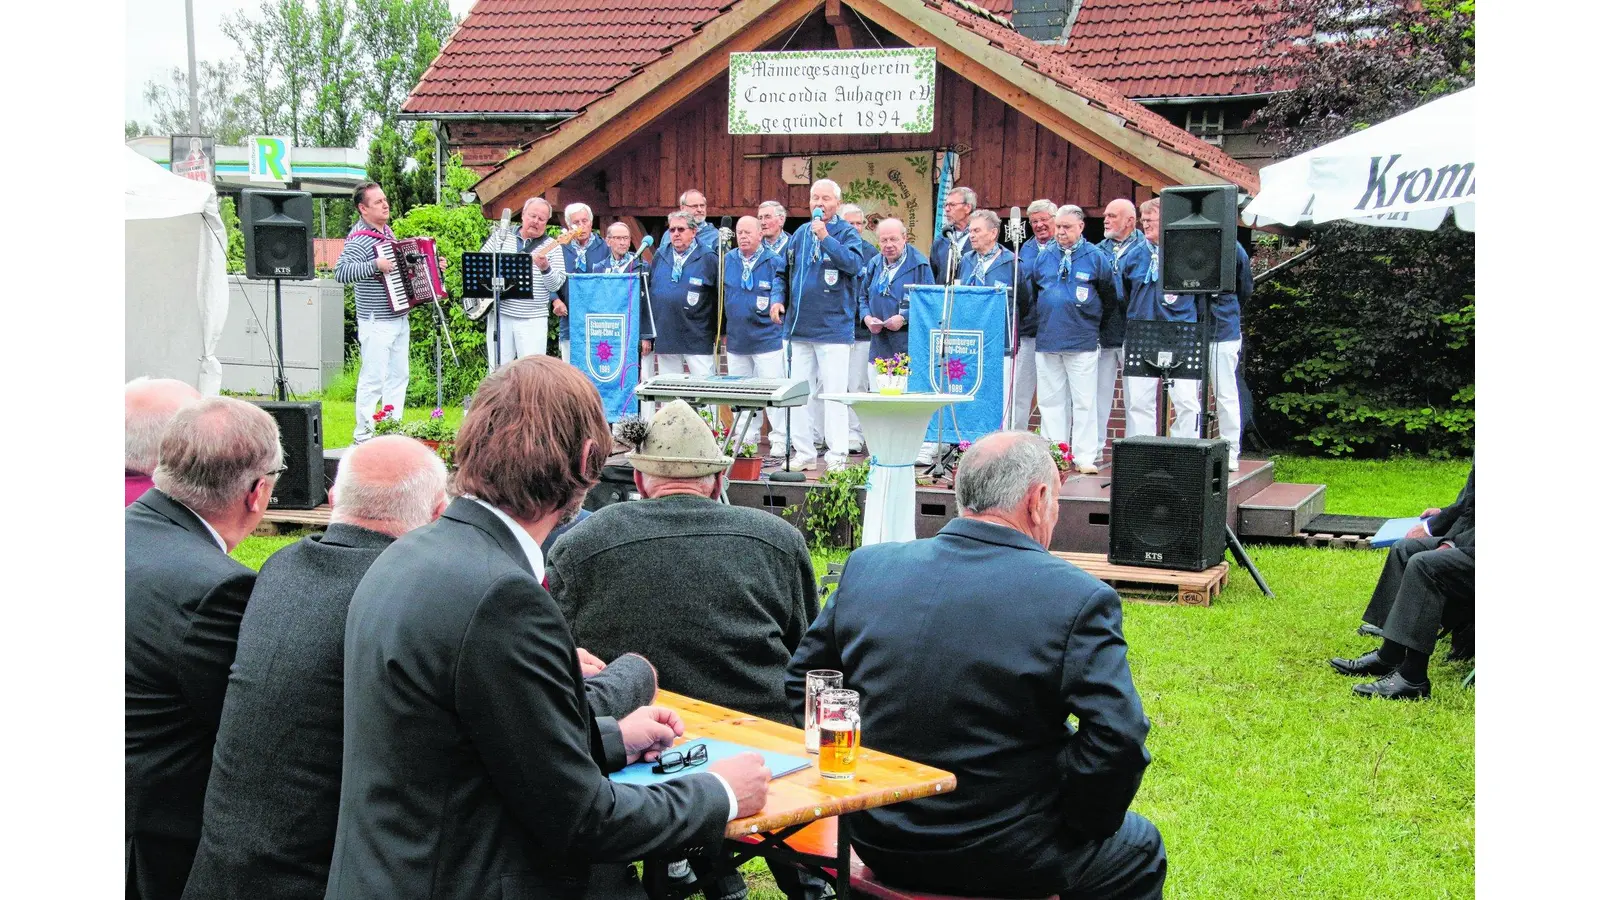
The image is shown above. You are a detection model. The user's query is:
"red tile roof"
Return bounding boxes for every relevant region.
[404,0,738,115]
[919,0,1259,190]
[1059,0,1282,99]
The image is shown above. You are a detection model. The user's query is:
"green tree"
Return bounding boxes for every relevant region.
[307,0,364,147]
[137,62,251,143]
[352,0,454,130]
[223,11,283,135]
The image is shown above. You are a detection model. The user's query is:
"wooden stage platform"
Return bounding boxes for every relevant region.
[275,440,1330,556]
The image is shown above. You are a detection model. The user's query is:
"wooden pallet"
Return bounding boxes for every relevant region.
[1050,552,1230,607]
[255,504,332,535]
[1299,532,1373,550]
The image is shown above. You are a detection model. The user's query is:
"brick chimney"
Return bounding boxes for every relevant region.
[1012,0,1081,44]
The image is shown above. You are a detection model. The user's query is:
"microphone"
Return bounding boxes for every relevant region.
[1007,206,1024,245]
[812,207,824,221]
[499,208,513,240]
[718,215,734,248]
[621,234,653,270]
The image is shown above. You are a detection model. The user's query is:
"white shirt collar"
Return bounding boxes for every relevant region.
[176,499,227,552]
[469,497,546,582]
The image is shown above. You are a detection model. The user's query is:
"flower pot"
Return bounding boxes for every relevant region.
[875,373,907,395]
[729,456,763,480]
[420,440,442,453]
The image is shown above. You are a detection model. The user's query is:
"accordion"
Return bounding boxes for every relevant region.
[359,232,446,312]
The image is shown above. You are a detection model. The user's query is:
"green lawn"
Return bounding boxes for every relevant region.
[232,454,1471,899]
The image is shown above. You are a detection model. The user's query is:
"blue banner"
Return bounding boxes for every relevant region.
[907,284,1006,441]
[568,273,642,422]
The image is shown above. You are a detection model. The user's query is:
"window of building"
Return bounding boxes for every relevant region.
[1186,107,1226,146]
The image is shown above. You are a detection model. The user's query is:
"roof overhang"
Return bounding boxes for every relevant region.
[399,111,579,122]
[1133,91,1286,105]
[475,0,1259,212]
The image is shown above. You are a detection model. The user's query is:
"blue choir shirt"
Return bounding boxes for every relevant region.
[645,243,720,355]
[1028,238,1118,354]
[857,245,934,362]
[722,246,788,356]
[853,242,880,341]
[1097,232,1151,349]
[1017,237,1056,338]
[784,216,865,344]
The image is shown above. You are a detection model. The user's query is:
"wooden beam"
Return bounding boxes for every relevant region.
[478,0,824,210]
[826,0,856,48]
[847,0,1219,192]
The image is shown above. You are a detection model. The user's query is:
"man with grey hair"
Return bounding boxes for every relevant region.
[183,436,449,900]
[931,185,977,284]
[1012,199,1058,429]
[770,178,863,470]
[556,201,610,363]
[477,196,568,367]
[679,188,720,252]
[758,199,790,255]
[789,430,1163,899]
[1094,198,1146,467]
[126,376,201,506]
[127,397,284,900]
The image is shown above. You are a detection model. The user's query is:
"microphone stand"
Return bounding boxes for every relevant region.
[772,239,807,484]
[1004,218,1024,430]
[925,231,961,481]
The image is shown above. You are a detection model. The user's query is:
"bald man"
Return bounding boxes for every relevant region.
[125,377,201,505]
[1095,199,1145,467]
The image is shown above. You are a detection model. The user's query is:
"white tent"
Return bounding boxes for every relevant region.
[1244,87,1475,232]
[125,146,229,394]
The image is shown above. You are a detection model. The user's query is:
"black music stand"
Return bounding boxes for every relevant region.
[1124,319,1203,438]
[462,252,533,371]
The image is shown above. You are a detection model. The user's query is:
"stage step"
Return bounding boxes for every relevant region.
[1236,482,1326,538]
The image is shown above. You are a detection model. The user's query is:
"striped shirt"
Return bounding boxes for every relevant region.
[335,221,405,320]
[479,227,568,318]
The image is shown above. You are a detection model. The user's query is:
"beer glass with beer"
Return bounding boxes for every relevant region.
[804,669,843,754]
[817,688,861,780]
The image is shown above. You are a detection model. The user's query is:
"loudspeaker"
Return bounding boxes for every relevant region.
[253,401,326,509]
[1160,184,1237,294]
[1109,436,1228,571]
[241,188,314,280]
[583,464,640,511]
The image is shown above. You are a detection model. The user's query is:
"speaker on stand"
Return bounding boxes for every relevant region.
[250,401,327,510]
[240,189,315,401]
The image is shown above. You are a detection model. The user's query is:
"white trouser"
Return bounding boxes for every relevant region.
[559,338,571,363]
[772,341,850,466]
[1095,346,1123,465]
[354,315,411,442]
[637,350,658,421]
[1210,339,1243,464]
[1006,337,1037,430]
[727,349,785,438]
[847,340,872,448]
[652,352,716,423]
[1123,375,1203,439]
[1036,350,1098,465]
[490,312,551,366]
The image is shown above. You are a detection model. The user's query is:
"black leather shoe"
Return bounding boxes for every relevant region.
[1357,623,1383,638]
[1330,650,1398,677]
[1353,671,1431,700]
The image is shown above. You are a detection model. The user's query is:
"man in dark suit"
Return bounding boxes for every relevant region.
[1332,467,1475,700]
[786,431,1165,899]
[126,397,284,900]
[181,436,450,900]
[326,356,772,900]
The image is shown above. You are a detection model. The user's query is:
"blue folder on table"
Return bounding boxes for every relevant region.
[608,737,814,786]
[1371,516,1423,548]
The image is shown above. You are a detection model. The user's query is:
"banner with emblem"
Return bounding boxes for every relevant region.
[568,274,643,422]
[907,285,1007,442]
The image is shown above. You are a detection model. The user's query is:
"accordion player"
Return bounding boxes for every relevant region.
[355,231,447,312]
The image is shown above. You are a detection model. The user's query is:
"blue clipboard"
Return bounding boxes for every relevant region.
[1371,517,1423,548]
[608,738,813,786]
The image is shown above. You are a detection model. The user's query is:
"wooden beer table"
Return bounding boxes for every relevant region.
[646,690,958,900]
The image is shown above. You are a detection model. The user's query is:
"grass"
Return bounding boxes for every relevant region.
[231,456,1472,899]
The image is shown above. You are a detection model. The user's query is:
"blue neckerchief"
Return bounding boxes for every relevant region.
[1057,241,1075,279]
[810,224,825,262]
[604,254,629,273]
[966,246,1000,285]
[739,249,759,289]
[570,236,597,272]
[764,232,788,255]
[671,247,691,283]
[877,256,905,295]
[1108,231,1141,275]
[1147,245,1161,284]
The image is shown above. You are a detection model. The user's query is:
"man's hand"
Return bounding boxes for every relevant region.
[885,314,906,331]
[810,218,828,241]
[708,752,771,819]
[532,250,551,273]
[1404,524,1429,540]
[864,315,884,334]
[1422,507,1442,519]
[576,647,607,677]
[770,302,785,324]
[618,706,685,764]
[641,339,653,354]
[375,258,395,274]
[553,299,568,317]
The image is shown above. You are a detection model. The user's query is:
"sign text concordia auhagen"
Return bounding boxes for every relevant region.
[728,48,937,135]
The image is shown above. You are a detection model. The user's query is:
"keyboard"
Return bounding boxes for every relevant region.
[634,374,810,407]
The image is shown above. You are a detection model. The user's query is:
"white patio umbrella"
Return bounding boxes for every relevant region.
[1244,87,1475,232]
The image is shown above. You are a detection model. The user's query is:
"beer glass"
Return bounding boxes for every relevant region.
[817,688,861,780]
[804,670,843,754]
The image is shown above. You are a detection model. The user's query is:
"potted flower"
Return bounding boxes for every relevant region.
[729,441,762,480]
[372,406,458,465]
[873,353,910,394]
[944,440,972,482]
[1048,441,1073,481]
